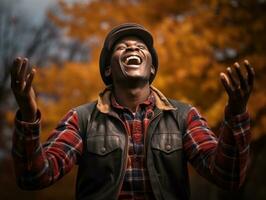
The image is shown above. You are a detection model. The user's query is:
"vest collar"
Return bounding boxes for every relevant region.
[96,85,176,114]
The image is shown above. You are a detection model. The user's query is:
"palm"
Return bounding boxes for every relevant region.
[220,60,255,116]
[10,57,37,122]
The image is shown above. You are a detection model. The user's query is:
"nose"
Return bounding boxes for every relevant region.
[126,44,139,51]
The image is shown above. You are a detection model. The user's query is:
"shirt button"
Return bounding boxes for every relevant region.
[165,144,172,151]
[101,147,106,153]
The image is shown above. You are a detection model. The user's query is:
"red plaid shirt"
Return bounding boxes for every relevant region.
[12,92,251,198]
[111,93,155,199]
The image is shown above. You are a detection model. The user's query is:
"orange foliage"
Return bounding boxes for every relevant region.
[34,0,266,139]
[34,61,103,137]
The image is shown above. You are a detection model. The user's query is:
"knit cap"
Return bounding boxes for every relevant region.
[99,23,158,85]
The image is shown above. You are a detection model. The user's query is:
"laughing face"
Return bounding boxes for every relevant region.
[107,36,155,86]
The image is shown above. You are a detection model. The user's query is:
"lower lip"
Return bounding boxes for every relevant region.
[123,64,141,69]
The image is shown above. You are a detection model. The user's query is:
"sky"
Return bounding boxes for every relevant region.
[14,0,79,25]
[17,0,56,24]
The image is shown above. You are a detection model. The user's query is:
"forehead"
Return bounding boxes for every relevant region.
[115,36,146,45]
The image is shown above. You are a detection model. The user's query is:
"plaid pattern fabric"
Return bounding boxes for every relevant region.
[12,110,82,189]
[12,92,251,196]
[110,93,155,200]
[183,107,250,189]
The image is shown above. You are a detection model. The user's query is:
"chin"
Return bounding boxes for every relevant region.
[124,75,150,86]
[113,73,149,87]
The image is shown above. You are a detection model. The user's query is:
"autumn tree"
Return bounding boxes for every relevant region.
[0,0,90,149]
[49,0,266,137]
[3,0,266,199]
[0,1,89,199]
[39,0,266,199]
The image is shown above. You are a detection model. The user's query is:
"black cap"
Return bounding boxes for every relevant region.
[99,23,158,85]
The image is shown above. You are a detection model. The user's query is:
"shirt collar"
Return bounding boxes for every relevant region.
[111,91,155,112]
[96,85,176,114]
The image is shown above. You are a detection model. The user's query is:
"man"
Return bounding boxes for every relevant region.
[11,23,254,200]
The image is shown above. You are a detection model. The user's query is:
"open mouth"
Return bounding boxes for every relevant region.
[122,54,142,66]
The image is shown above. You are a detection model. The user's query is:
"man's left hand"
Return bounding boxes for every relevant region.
[220,60,255,116]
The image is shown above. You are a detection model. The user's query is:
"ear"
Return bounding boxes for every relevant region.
[104,66,112,77]
[151,64,155,75]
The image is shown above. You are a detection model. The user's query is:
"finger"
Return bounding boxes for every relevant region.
[226,66,238,89]
[10,57,22,81]
[25,68,36,93]
[234,62,248,90]
[220,72,233,95]
[11,58,24,91]
[244,60,255,88]
[17,58,29,83]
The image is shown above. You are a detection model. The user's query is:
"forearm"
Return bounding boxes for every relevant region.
[12,110,52,189]
[12,109,82,190]
[184,107,251,190]
[12,145,52,190]
[211,111,250,189]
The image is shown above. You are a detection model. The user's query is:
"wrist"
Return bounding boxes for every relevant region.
[225,104,246,119]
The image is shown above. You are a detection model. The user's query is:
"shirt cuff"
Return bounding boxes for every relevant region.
[15,109,41,139]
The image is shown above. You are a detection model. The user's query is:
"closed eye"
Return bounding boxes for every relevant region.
[114,44,127,51]
[137,45,147,50]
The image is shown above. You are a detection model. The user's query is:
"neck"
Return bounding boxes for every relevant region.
[113,83,150,112]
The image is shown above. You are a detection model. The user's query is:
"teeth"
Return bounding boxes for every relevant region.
[126,55,141,64]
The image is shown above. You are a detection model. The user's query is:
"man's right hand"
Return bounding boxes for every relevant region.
[10,57,37,122]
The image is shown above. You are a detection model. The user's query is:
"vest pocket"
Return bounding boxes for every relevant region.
[151,133,182,154]
[87,135,121,156]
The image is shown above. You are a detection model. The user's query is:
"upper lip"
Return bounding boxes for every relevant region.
[122,53,143,65]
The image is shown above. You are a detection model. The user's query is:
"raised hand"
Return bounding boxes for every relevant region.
[220,60,255,117]
[10,57,37,122]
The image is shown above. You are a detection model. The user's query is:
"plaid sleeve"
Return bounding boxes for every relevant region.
[183,107,250,190]
[12,109,83,190]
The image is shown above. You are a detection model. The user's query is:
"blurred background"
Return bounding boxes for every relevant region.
[0,0,265,199]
